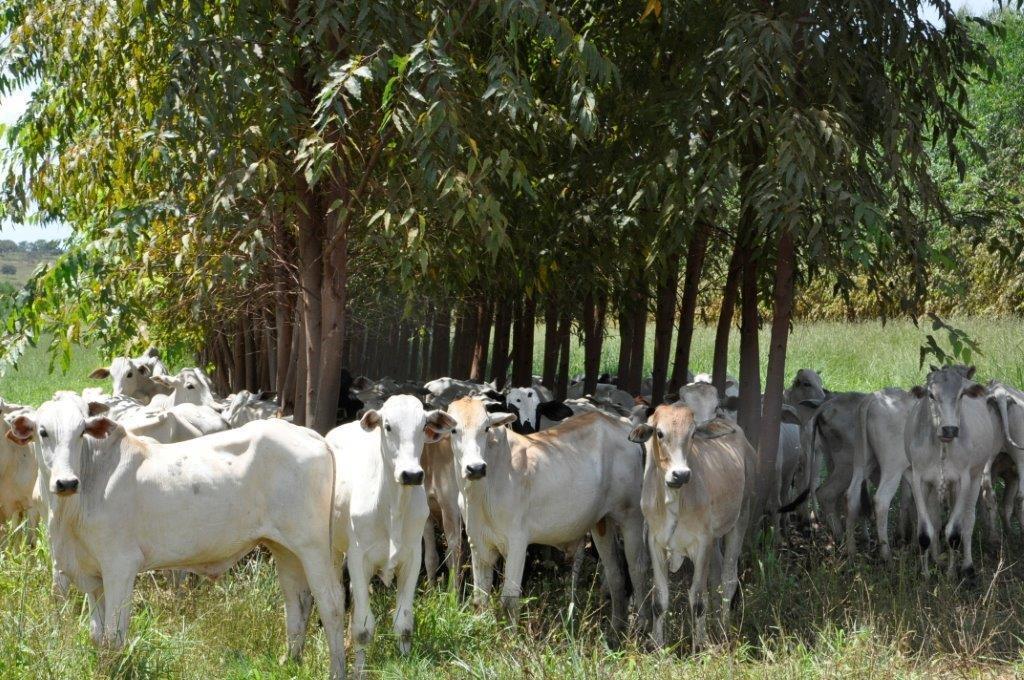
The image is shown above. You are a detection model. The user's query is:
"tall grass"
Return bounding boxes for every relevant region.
[3,318,1024,677]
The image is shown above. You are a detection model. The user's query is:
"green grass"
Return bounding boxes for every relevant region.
[4,317,1024,677]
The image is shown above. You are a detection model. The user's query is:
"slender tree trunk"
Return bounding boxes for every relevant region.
[395,320,411,379]
[419,322,430,382]
[231,320,246,392]
[282,306,301,413]
[491,302,513,388]
[583,292,605,394]
[312,187,349,432]
[511,295,536,386]
[470,299,492,382]
[713,239,743,397]
[450,307,469,378]
[651,256,680,405]
[756,228,797,517]
[616,305,633,390]
[670,223,710,392]
[626,298,647,395]
[736,240,761,447]
[541,294,560,388]
[555,308,572,400]
[242,312,258,392]
[275,290,292,399]
[294,316,308,426]
[429,305,452,379]
[296,177,324,427]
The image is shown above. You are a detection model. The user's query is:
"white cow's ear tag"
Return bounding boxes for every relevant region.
[669,551,685,573]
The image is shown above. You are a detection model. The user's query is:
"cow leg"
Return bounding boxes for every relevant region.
[499,536,528,619]
[268,546,313,662]
[648,534,671,649]
[910,472,936,576]
[86,588,104,646]
[844,465,866,558]
[469,543,497,610]
[619,510,650,626]
[689,538,712,651]
[393,542,422,655]
[958,473,985,578]
[898,475,915,545]
[944,471,972,579]
[720,522,745,633]
[1002,472,1018,532]
[873,468,904,562]
[978,469,1000,550]
[347,550,374,677]
[100,567,137,648]
[422,516,440,583]
[440,504,462,590]
[817,470,847,543]
[294,548,347,680]
[591,523,628,640]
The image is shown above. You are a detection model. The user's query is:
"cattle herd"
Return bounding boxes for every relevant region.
[2,349,1024,678]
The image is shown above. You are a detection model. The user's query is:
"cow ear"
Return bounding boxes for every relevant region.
[695,420,736,440]
[424,410,456,442]
[143,347,161,359]
[910,385,927,399]
[965,365,977,380]
[929,364,940,373]
[487,412,517,429]
[87,401,110,417]
[537,400,574,422]
[360,410,382,431]
[484,399,508,413]
[963,382,987,399]
[6,415,36,446]
[780,404,802,426]
[89,367,111,379]
[84,416,117,440]
[721,396,740,412]
[628,424,655,444]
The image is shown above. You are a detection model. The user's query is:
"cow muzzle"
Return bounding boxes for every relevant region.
[53,477,80,496]
[666,469,691,488]
[398,469,424,486]
[939,425,959,443]
[464,462,487,480]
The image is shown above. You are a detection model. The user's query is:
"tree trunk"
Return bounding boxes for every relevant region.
[651,255,680,405]
[282,306,301,413]
[275,289,292,399]
[429,305,451,379]
[756,228,797,518]
[242,312,258,392]
[541,294,560,388]
[670,223,710,392]
[293,315,308,426]
[583,292,605,395]
[712,239,743,397]
[615,305,633,390]
[511,295,536,386]
[470,299,493,382]
[555,308,572,400]
[313,206,349,433]
[491,302,513,388]
[296,176,324,427]
[736,240,761,447]
[450,307,469,378]
[626,298,647,395]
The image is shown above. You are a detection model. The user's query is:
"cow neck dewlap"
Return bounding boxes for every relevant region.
[642,438,678,546]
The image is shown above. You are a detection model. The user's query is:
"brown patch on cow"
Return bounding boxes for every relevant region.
[595,517,607,536]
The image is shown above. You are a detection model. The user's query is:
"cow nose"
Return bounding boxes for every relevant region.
[668,469,691,488]
[465,462,487,479]
[940,426,960,441]
[54,478,79,495]
[399,470,424,486]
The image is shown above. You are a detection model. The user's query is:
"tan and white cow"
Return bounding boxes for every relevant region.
[629,403,754,649]
[326,395,455,677]
[0,400,42,540]
[445,397,646,637]
[8,394,347,679]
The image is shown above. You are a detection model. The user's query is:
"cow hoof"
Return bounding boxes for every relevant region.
[960,565,977,582]
[918,532,931,551]
[947,530,961,550]
[398,632,412,655]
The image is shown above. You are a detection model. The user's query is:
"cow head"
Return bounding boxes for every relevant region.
[677,382,722,425]
[447,396,516,481]
[628,403,735,489]
[916,365,987,443]
[505,387,573,434]
[151,367,215,405]
[360,394,454,486]
[89,357,157,398]
[788,368,826,404]
[6,394,117,497]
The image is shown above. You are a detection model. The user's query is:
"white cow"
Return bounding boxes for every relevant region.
[150,367,220,408]
[445,397,646,637]
[326,395,455,676]
[629,403,753,649]
[7,393,347,678]
[89,355,171,404]
[222,390,279,427]
[0,401,42,540]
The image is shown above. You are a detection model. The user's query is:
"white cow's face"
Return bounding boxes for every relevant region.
[921,365,986,443]
[6,395,116,497]
[677,382,721,425]
[360,395,454,486]
[507,387,542,432]
[153,368,213,405]
[447,397,516,481]
[90,357,156,398]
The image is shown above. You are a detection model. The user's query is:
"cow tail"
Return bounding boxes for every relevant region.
[855,394,874,519]
[995,393,1024,450]
[779,411,819,514]
[325,436,338,563]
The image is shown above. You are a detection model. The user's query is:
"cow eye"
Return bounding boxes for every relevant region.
[656,430,664,439]
[450,427,457,434]
[39,428,48,438]
[127,371,133,378]
[384,423,392,432]
[186,384,195,390]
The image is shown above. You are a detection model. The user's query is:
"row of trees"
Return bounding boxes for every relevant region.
[0,239,63,255]
[3,1,1022,512]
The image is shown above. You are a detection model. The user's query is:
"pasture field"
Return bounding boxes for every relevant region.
[2,318,1024,678]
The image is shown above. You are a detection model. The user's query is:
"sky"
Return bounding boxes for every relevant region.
[0,0,1005,243]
